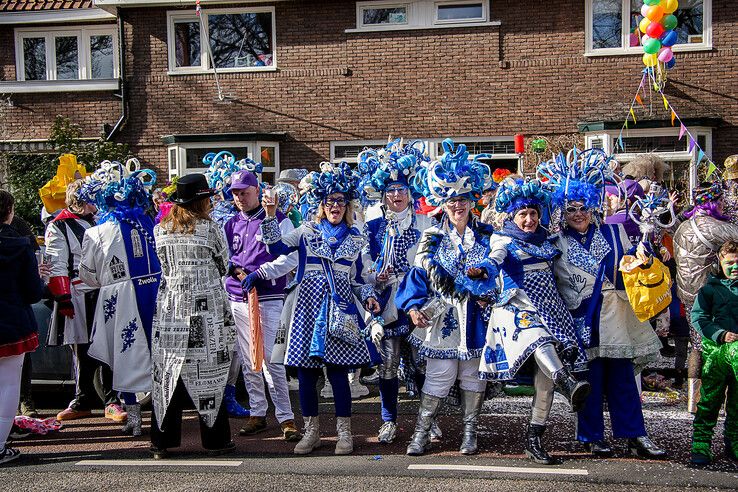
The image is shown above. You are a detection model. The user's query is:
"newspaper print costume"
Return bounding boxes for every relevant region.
[151,219,236,428]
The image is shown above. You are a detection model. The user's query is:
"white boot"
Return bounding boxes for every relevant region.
[335,416,354,455]
[121,403,142,437]
[348,371,369,399]
[294,416,321,455]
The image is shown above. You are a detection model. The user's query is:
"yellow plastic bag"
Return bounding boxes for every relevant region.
[619,255,672,322]
[38,154,89,213]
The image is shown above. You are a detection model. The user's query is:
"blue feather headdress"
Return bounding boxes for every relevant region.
[356,139,430,200]
[204,151,263,201]
[536,148,618,213]
[412,138,493,206]
[78,159,157,223]
[495,177,550,214]
[301,161,359,207]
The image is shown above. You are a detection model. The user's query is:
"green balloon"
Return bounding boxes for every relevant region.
[644,0,660,5]
[644,38,662,54]
[662,14,678,31]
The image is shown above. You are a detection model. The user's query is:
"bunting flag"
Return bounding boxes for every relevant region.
[707,161,718,178]
[618,135,624,152]
[629,108,637,124]
[679,124,687,140]
[697,149,705,164]
[636,94,645,107]
[671,110,676,126]
[662,95,669,110]
[688,136,696,153]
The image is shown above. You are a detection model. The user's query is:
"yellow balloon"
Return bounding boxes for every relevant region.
[643,53,659,67]
[639,17,651,34]
[662,0,678,14]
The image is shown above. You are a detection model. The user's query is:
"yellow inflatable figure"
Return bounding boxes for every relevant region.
[38,154,89,213]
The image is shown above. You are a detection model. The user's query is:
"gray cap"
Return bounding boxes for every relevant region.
[278,168,309,183]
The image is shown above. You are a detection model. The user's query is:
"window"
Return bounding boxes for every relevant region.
[14,27,118,82]
[586,0,710,55]
[352,0,493,32]
[167,7,276,74]
[167,141,280,181]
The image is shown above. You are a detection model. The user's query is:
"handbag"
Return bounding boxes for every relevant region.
[619,255,672,322]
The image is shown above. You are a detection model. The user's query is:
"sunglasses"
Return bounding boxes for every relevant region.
[565,205,590,214]
[385,187,408,195]
[324,198,347,208]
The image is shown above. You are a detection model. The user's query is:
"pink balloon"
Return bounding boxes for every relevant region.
[658,47,673,63]
[641,4,651,17]
[630,33,640,46]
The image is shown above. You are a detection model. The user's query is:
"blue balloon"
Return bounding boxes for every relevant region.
[666,58,676,69]
[661,30,678,47]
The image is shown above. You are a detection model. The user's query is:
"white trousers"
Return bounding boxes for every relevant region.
[422,357,486,398]
[231,300,294,423]
[0,354,24,449]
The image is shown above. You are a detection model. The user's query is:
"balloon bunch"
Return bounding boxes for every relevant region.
[639,0,679,70]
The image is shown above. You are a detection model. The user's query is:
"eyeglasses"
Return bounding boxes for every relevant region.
[565,205,590,214]
[446,197,469,205]
[385,187,408,195]
[324,198,347,208]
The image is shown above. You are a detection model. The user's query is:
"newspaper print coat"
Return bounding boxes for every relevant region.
[151,219,237,428]
[79,218,161,393]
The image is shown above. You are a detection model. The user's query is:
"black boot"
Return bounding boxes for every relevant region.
[525,424,559,465]
[553,368,591,412]
[585,440,614,457]
[628,436,667,459]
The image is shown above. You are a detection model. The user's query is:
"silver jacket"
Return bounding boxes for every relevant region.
[673,212,738,306]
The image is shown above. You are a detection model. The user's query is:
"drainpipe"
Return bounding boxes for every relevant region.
[105,7,127,141]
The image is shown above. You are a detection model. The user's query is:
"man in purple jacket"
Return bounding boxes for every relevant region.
[223,170,300,441]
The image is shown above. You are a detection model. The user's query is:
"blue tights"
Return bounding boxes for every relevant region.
[297,366,351,417]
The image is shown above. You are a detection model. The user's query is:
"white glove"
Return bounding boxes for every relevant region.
[370,320,384,347]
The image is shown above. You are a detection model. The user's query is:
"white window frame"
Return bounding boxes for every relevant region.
[433,0,487,25]
[585,0,712,56]
[349,0,496,33]
[584,127,713,193]
[166,6,277,75]
[13,25,118,83]
[167,141,280,180]
[330,139,389,164]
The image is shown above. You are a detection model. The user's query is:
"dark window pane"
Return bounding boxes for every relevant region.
[620,135,686,153]
[23,37,46,80]
[437,3,483,21]
[674,0,704,44]
[175,20,201,67]
[209,12,273,68]
[362,7,407,25]
[592,0,622,49]
[436,140,516,155]
[185,147,250,169]
[55,36,79,80]
[90,35,114,79]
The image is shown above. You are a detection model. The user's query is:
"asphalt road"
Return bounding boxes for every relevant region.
[2,391,737,491]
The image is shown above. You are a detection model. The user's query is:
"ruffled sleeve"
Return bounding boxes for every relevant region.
[396,267,429,312]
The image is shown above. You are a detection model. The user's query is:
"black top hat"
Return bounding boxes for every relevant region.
[170,174,215,205]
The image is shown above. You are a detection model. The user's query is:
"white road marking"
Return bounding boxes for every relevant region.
[76,460,243,467]
[408,464,589,476]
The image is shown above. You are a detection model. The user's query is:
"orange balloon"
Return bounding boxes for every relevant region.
[646,5,665,22]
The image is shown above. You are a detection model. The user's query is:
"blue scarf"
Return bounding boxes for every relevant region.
[317,219,350,250]
[500,220,548,246]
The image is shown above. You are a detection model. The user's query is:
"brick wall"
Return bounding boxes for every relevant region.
[3,0,736,176]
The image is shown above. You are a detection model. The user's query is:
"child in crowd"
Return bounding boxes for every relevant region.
[690,240,738,466]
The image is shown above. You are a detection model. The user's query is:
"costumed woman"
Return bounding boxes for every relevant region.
[206,151,259,419]
[78,160,160,436]
[150,173,237,458]
[396,139,493,457]
[44,177,126,423]
[673,181,738,413]
[543,149,666,459]
[359,140,433,444]
[475,176,590,465]
[259,162,381,456]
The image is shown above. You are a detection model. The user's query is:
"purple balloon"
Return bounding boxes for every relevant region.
[666,58,676,69]
[661,30,678,47]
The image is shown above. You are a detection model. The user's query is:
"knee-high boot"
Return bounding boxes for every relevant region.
[459,390,484,455]
[406,393,442,456]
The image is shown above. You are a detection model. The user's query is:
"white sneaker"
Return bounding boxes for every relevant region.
[0,447,20,466]
[320,380,334,399]
[349,379,370,399]
[377,421,398,444]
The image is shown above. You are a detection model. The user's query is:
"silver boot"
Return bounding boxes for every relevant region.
[335,416,354,455]
[459,390,484,455]
[406,393,442,456]
[294,416,321,455]
[121,403,142,437]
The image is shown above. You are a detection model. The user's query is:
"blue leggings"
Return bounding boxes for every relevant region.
[297,366,351,417]
[120,392,137,405]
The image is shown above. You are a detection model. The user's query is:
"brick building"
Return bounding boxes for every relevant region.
[1,0,734,188]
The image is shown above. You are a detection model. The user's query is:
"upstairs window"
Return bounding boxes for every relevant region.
[15,27,117,82]
[586,0,710,55]
[435,2,485,23]
[353,0,492,32]
[167,7,276,74]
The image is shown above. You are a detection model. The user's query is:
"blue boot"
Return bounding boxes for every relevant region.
[224,384,250,418]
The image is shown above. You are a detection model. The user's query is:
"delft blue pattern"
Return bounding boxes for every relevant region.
[260,217,282,245]
[566,237,602,277]
[103,293,118,323]
[435,234,489,289]
[440,309,459,339]
[375,218,420,274]
[120,318,138,353]
[507,238,560,262]
[479,336,556,381]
